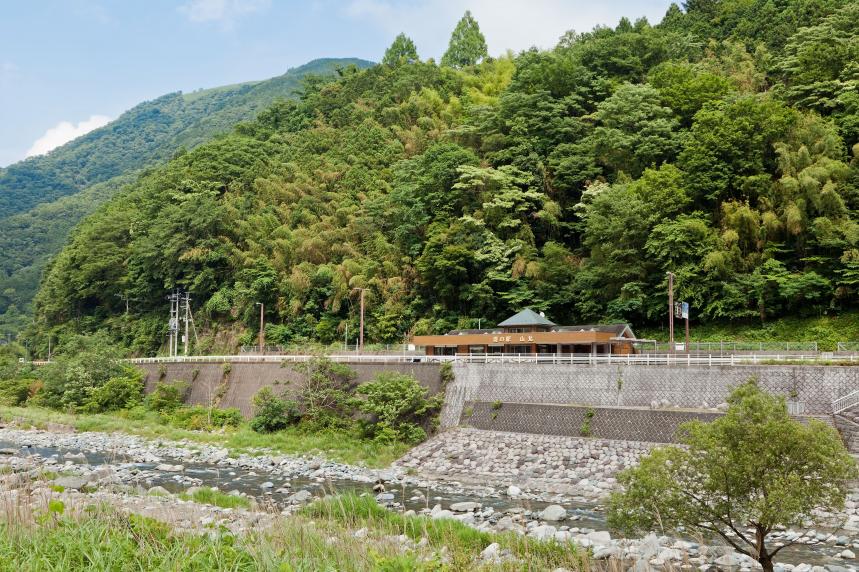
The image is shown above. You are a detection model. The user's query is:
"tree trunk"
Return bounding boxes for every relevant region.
[756,527,774,572]
[758,554,774,572]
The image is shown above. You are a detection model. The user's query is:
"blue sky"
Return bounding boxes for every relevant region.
[0,0,674,167]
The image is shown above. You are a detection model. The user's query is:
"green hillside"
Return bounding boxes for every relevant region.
[0,58,373,336]
[28,2,859,355]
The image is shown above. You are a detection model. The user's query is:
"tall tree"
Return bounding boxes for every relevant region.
[609,380,857,572]
[441,11,488,68]
[382,33,419,66]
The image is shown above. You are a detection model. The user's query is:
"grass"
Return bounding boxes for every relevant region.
[638,310,859,352]
[0,406,410,468]
[302,494,590,571]
[179,487,251,510]
[0,494,610,571]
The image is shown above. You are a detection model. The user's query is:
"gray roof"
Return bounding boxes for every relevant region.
[552,324,634,337]
[498,308,556,327]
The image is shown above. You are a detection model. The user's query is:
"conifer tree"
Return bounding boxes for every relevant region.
[382,33,419,66]
[441,10,488,68]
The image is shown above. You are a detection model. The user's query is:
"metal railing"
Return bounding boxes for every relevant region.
[833,390,859,415]
[837,342,859,352]
[646,341,818,353]
[126,352,859,367]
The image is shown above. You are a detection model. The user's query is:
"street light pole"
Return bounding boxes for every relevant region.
[352,288,366,353]
[667,271,675,353]
[255,302,265,354]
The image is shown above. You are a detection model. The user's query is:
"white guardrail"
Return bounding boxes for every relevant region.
[833,390,859,415]
[126,353,859,367]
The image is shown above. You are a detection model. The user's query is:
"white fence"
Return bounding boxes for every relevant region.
[127,352,859,367]
[833,390,859,414]
[646,341,818,353]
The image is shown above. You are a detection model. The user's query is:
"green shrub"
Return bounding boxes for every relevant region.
[250,387,300,433]
[82,372,144,413]
[145,381,186,413]
[0,378,37,406]
[169,406,243,431]
[288,357,358,430]
[354,372,442,444]
[36,332,130,411]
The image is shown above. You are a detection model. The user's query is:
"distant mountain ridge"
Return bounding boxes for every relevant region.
[0,57,374,335]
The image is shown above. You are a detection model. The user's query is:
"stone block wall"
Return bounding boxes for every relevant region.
[137,361,442,417]
[463,402,721,443]
[438,363,857,429]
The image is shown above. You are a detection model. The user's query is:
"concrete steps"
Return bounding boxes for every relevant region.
[835,405,859,454]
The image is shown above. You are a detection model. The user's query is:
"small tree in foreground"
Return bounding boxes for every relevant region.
[608,380,857,572]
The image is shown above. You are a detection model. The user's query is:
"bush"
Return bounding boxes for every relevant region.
[354,372,442,444]
[289,357,358,430]
[82,372,144,413]
[36,332,129,411]
[169,406,243,431]
[250,387,301,433]
[0,378,38,406]
[145,381,186,413]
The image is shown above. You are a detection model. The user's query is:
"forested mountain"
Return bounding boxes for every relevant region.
[0,58,372,336]
[28,1,859,355]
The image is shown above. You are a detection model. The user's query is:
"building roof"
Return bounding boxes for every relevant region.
[497,308,556,328]
[552,324,634,337]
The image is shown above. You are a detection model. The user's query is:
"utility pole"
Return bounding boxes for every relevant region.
[667,271,675,353]
[255,302,265,354]
[685,305,690,354]
[344,322,349,352]
[352,288,366,353]
[167,289,181,357]
[115,292,130,315]
[182,291,191,356]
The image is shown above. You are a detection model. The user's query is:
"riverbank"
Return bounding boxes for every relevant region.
[1,422,858,570]
[0,405,409,467]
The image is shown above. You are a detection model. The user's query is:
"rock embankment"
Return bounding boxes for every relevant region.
[397,427,651,498]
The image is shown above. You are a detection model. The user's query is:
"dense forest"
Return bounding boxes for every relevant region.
[26,1,859,355]
[0,58,371,337]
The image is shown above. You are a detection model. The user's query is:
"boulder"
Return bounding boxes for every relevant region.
[147,485,171,497]
[540,504,567,522]
[155,463,184,472]
[507,485,522,497]
[287,490,312,504]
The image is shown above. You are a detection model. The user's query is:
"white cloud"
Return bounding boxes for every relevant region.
[344,0,670,57]
[178,0,270,26]
[25,115,112,159]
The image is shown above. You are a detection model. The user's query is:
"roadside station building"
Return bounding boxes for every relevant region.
[411,308,638,356]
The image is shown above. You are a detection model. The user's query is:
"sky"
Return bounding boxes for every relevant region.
[0,0,674,167]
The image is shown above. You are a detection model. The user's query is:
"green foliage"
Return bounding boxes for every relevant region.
[353,372,442,444]
[179,486,251,509]
[608,380,858,571]
[82,372,144,413]
[168,405,243,431]
[144,381,186,414]
[382,33,419,67]
[26,4,859,348]
[290,357,358,429]
[580,407,595,437]
[250,387,301,433]
[0,58,373,338]
[0,378,37,406]
[441,11,488,68]
[35,332,134,411]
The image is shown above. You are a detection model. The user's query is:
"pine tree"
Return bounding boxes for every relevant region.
[382,33,419,66]
[441,11,488,68]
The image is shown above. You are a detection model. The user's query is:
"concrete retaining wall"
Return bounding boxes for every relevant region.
[463,401,721,443]
[443,363,856,427]
[137,361,442,417]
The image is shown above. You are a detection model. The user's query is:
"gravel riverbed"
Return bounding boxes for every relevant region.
[1,423,858,571]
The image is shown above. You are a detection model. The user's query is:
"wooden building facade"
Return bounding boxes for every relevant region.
[411,309,638,356]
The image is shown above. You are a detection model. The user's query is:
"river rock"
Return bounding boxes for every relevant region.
[840,549,856,559]
[540,505,567,522]
[480,542,500,561]
[0,448,17,455]
[147,486,170,496]
[53,475,88,490]
[450,501,481,512]
[587,530,612,545]
[593,546,620,559]
[507,485,522,497]
[155,463,184,472]
[287,490,312,504]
